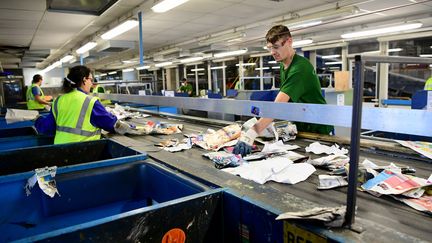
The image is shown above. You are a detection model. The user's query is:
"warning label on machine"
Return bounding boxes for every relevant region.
[284,222,327,243]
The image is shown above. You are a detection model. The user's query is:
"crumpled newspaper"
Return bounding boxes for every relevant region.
[307,154,349,171]
[5,109,39,124]
[106,103,150,120]
[305,142,348,155]
[317,175,348,190]
[275,121,297,142]
[156,138,193,152]
[129,121,183,135]
[203,151,246,169]
[276,206,347,228]
[24,166,60,198]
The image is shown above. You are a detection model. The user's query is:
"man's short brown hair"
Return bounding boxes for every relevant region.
[265,25,291,44]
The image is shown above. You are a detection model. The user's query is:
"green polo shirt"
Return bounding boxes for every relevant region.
[279,54,333,134]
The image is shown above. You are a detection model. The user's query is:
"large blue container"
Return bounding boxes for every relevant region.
[0,160,211,242]
[0,127,53,152]
[0,139,145,177]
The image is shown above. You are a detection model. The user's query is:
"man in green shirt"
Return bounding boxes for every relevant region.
[234,25,333,156]
[179,78,193,96]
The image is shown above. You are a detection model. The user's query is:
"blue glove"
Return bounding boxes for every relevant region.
[233,141,252,156]
[233,128,258,156]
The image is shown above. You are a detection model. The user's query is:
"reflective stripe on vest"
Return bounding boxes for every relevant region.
[26,84,45,110]
[54,96,101,136]
[53,90,101,144]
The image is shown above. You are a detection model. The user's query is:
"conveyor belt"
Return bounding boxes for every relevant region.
[107,112,432,242]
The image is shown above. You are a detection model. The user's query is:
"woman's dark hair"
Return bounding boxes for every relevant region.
[265,25,291,44]
[63,65,91,93]
[32,74,43,84]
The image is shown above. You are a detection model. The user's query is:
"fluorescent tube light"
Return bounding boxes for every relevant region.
[187,73,195,76]
[289,20,322,30]
[180,57,204,63]
[235,63,256,66]
[122,60,138,64]
[191,68,205,72]
[341,23,423,39]
[42,61,62,73]
[155,61,173,67]
[214,49,247,58]
[272,66,280,69]
[101,20,138,40]
[151,0,189,13]
[292,39,313,47]
[122,68,134,72]
[322,54,340,59]
[60,55,74,63]
[136,65,150,70]
[199,32,245,46]
[198,73,205,75]
[100,73,107,77]
[76,42,97,54]
[108,71,117,75]
[210,66,226,70]
[325,61,342,65]
[420,54,432,57]
[255,67,270,70]
[268,60,277,64]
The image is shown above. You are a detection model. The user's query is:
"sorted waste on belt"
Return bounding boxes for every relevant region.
[276,206,347,228]
[106,103,150,120]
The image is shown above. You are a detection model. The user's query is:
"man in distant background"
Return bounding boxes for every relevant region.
[179,78,193,96]
[90,79,105,93]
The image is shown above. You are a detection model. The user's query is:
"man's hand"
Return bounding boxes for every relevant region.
[233,128,258,156]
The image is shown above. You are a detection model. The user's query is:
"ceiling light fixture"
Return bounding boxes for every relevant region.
[108,71,117,75]
[214,49,247,58]
[122,68,134,72]
[341,23,423,39]
[325,61,342,65]
[101,20,138,40]
[180,57,204,63]
[136,65,151,70]
[151,0,189,13]
[235,63,256,66]
[76,42,97,54]
[100,73,107,77]
[60,55,74,63]
[42,61,61,73]
[191,68,205,72]
[420,54,432,58]
[122,60,138,64]
[255,67,270,70]
[322,54,340,59]
[289,20,322,30]
[210,66,227,70]
[199,32,246,46]
[268,60,277,64]
[155,61,173,67]
[292,39,313,47]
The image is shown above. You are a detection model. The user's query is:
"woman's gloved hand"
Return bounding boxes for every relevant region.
[114,120,135,134]
[233,128,258,156]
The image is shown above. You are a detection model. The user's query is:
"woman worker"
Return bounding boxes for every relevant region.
[26,74,52,110]
[35,65,132,144]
